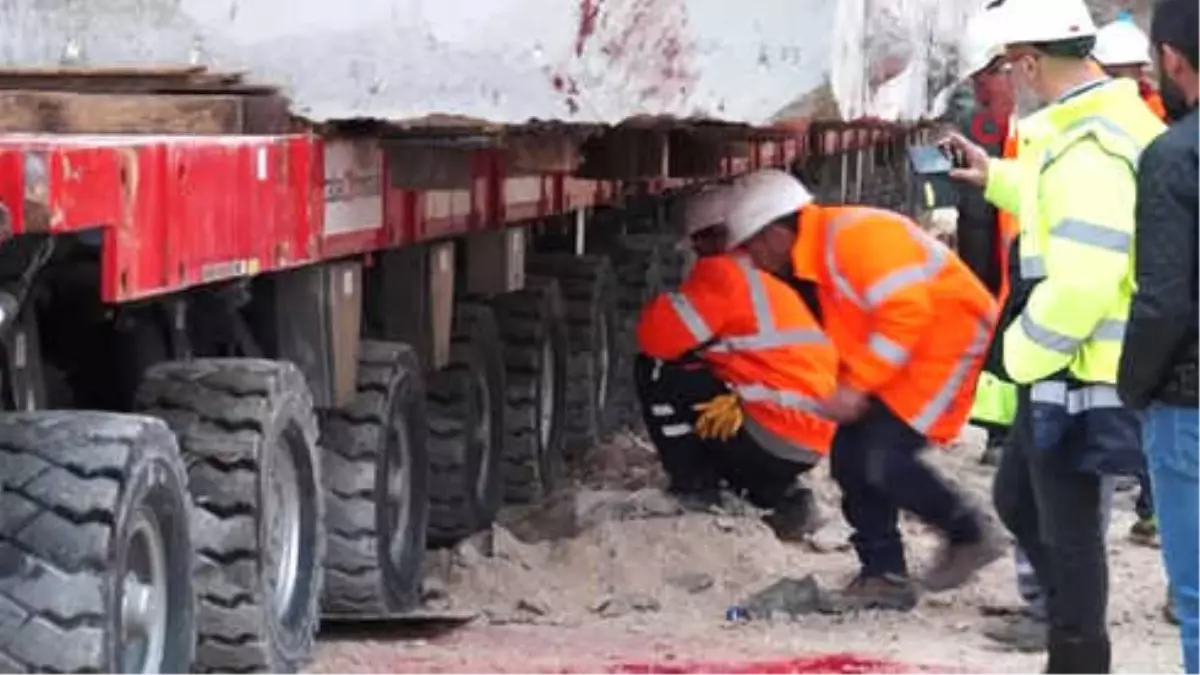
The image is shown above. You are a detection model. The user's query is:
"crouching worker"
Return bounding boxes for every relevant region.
[634,184,838,541]
[729,168,1004,611]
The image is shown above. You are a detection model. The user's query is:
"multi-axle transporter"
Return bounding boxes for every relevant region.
[0,0,963,671]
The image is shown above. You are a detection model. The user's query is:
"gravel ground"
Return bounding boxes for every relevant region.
[312,427,1183,673]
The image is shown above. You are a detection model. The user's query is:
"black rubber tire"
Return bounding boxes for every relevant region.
[604,237,667,429]
[527,254,620,456]
[491,279,568,504]
[0,412,194,674]
[136,359,323,673]
[319,341,430,615]
[425,302,507,547]
[625,233,687,290]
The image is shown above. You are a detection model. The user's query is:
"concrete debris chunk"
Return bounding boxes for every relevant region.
[739,575,836,620]
[591,592,662,619]
[665,571,715,594]
[805,521,853,553]
[516,596,551,617]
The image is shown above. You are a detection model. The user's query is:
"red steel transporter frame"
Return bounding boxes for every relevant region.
[0,131,793,300]
[0,119,925,674]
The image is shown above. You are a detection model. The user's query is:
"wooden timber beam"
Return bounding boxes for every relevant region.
[576,126,667,180]
[0,89,291,134]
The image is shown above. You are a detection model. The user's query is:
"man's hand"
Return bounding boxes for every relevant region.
[822,384,869,423]
[939,132,991,188]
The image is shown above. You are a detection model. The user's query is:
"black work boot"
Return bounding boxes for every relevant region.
[762,487,825,542]
[922,514,1006,592]
[1164,588,1180,626]
[670,487,722,513]
[983,615,1048,653]
[1128,515,1160,548]
[979,442,1003,467]
[825,573,919,613]
[1044,633,1111,674]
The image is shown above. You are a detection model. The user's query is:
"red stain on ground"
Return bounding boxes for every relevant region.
[606,653,953,674]
[316,653,957,675]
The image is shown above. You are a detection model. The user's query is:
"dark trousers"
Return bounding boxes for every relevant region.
[1135,467,1156,522]
[633,354,810,509]
[993,388,1111,670]
[830,398,983,577]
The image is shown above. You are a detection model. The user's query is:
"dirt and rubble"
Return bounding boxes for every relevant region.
[313,427,1183,673]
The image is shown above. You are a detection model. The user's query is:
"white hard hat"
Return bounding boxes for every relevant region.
[682,184,733,237]
[992,0,1097,47]
[959,10,1006,79]
[1093,17,1152,66]
[724,169,813,248]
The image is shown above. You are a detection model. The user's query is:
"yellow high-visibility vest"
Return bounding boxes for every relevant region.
[970,371,1017,427]
[983,79,1166,385]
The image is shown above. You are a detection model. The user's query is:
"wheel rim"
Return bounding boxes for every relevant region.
[537,337,556,452]
[385,403,413,573]
[267,440,302,621]
[121,510,168,674]
[471,369,493,503]
[595,310,611,410]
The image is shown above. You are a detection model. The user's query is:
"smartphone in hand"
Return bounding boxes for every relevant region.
[908,144,956,175]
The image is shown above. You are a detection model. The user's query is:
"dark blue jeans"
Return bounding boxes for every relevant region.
[830,398,982,577]
[993,386,1124,659]
[1144,404,1199,673]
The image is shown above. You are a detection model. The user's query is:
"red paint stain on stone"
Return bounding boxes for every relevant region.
[555,0,699,113]
[575,0,603,56]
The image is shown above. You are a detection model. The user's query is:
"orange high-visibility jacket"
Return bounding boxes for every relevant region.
[790,205,999,443]
[637,254,838,456]
[1138,79,1168,121]
[994,116,1020,306]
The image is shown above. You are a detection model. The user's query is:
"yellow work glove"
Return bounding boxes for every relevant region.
[692,393,744,441]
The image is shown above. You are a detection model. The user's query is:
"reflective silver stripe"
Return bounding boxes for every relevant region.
[1092,319,1126,342]
[1019,311,1081,355]
[1018,311,1124,355]
[1050,218,1132,254]
[736,256,776,333]
[742,415,824,465]
[703,256,828,355]
[1030,381,1123,414]
[1021,255,1047,280]
[736,383,824,415]
[1067,385,1122,413]
[868,333,909,366]
[1030,380,1068,404]
[825,214,865,307]
[711,328,827,352]
[667,292,713,343]
[864,264,926,307]
[911,318,991,434]
[661,423,692,438]
[825,210,948,309]
[650,404,674,417]
[1041,113,1143,174]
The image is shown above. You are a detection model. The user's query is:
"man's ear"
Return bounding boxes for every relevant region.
[1161,44,1189,80]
